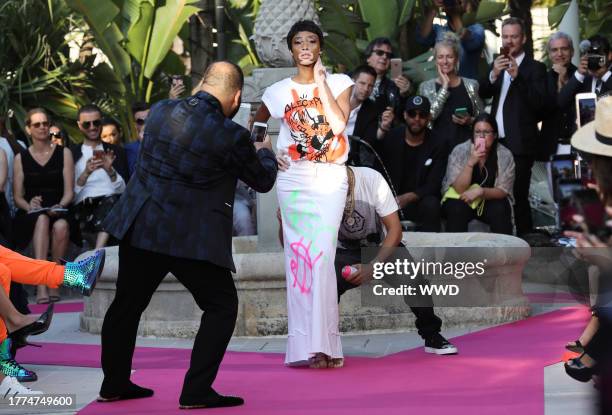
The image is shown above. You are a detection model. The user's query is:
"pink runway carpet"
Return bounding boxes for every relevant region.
[18,307,589,415]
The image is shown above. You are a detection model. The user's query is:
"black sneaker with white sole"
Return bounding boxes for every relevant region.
[424,333,458,355]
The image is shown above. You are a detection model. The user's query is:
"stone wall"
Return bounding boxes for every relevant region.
[81,233,531,337]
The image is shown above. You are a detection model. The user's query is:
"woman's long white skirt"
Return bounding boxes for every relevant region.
[276,161,348,365]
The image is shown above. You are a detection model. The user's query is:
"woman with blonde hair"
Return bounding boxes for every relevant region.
[418,32,484,150]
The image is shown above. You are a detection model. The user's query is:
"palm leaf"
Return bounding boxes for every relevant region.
[143,0,201,79]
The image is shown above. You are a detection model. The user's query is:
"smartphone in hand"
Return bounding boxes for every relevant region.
[475,137,486,152]
[454,107,469,118]
[250,122,267,142]
[93,149,105,160]
[390,58,402,80]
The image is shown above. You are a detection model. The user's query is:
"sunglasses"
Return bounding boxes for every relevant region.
[373,49,393,59]
[81,119,102,129]
[49,131,63,138]
[29,121,49,129]
[135,118,146,126]
[406,110,427,119]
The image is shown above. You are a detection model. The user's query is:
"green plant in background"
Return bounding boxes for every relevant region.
[0,0,102,141]
[225,0,261,76]
[315,0,507,84]
[65,0,200,140]
[548,0,612,39]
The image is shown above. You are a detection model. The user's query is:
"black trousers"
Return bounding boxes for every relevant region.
[334,247,442,339]
[401,195,441,232]
[512,155,534,235]
[100,241,238,402]
[442,198,513,235]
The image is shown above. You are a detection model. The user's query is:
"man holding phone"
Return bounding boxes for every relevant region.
[98,61,277,408]
[364,38,412,119]
[71,104,129,249]
[479,17,547,236]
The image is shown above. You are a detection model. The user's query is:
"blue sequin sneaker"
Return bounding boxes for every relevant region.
[62,249,106,296]
[0,339,37,382]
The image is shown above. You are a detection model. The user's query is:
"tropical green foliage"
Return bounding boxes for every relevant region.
[0,0,99,140]
[226,0,262,76]
[65,0,200,139]
[548,0,612,39]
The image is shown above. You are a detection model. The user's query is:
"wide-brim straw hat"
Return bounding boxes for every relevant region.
[571,95,612,157]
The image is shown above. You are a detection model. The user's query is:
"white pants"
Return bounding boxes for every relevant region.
[276,161,348,365]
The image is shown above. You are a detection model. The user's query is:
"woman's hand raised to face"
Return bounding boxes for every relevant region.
[314,56,327,85]
[468,143,486,167]
[437,63,450,89]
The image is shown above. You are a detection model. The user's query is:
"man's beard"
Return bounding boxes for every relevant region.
[408,124,426,136]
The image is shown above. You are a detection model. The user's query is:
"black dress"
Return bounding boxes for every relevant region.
[12,145,78,249]
[430,80,474,151]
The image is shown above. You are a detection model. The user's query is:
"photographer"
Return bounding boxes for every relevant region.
[558,36,612,120]
[563,96,612,412]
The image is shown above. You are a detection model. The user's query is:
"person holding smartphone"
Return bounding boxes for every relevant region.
[255,20,353,369]
[71,104,129,251]
[418,32,484,151]
[441,113,515,234]
[479,17,548,237]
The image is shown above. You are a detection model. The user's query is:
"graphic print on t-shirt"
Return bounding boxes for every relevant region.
[284,88,347,162]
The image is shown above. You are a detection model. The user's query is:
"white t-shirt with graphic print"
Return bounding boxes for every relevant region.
[338,167,399,249]
[262,73,354,164]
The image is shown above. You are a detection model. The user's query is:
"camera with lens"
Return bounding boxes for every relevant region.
[580,38,609,71]
[587,53,606,71]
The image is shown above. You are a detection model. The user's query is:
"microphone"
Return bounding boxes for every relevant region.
[579,40,591,55]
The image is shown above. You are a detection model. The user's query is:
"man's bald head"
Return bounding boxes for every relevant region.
[199,61,244,96]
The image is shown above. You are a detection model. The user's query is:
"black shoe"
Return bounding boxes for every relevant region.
[8,303,54,355]
[179,394,244,409]
[98,381,154,402]
[424,333,458,355]
[564,354,598,383]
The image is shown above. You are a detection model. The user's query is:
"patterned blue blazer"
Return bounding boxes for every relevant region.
[103,92,277,271]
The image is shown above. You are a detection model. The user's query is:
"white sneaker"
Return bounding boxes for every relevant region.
[0,376,43,397]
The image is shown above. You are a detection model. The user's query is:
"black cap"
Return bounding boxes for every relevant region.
[404,95,431,113]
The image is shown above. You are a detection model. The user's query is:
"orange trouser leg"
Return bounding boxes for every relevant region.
[0,263,11,343]
[0,245,64,289]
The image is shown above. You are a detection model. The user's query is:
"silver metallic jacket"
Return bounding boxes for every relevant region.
[418,77,485,121]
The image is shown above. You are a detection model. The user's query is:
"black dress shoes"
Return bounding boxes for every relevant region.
[98,381,154,402]
[8,303,54,355]
[179,394,244,409]
[564,354,598,382]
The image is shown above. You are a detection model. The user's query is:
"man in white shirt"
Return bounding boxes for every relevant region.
[71,105,129,249]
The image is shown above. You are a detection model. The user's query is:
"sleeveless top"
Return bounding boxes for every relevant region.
[20,145,64,208]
